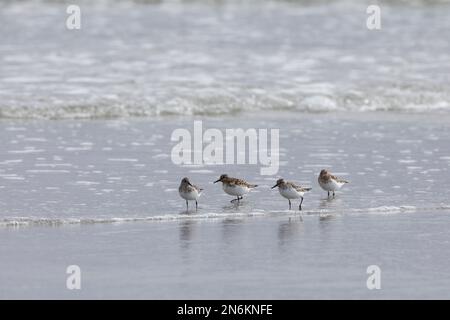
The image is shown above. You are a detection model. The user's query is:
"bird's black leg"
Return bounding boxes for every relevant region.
[333,191,335,198]
[288,199,291,210]
[327,191,330,198]
[299,197,304,211]
[195,200,198,210]
[186,200,188,210]
[231,196,243,203]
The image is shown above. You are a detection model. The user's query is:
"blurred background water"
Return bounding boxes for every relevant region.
[1,0,450,118]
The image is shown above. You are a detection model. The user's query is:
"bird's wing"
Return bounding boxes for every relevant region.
[331,174,349,183]
[193,184,203,192]
[232,178,257,188]
[291,182,311,192]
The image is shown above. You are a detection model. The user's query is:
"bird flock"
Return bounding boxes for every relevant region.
[178,169,349,211]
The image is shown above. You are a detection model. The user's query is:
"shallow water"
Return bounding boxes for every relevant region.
[1,211,450,299]
[0,112,449,225]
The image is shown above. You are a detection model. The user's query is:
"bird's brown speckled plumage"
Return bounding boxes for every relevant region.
[215,174,257,188]
[276,178,312,193]
[318,169,348,184]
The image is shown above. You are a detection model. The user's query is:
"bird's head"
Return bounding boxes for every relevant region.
[214,174,228,183]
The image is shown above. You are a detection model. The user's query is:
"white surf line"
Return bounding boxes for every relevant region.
[1,205,450,228]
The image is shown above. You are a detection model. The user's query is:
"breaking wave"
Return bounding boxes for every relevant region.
[1,93,449,120]
[2,0,450,119]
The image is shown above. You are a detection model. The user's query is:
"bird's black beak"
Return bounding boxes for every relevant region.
[213,179,220,184]
[271,183,278,189]
[187,182,193,187]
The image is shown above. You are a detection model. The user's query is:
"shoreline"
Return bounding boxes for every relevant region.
[2,203,450,229]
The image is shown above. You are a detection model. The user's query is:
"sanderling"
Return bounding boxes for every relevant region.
[213,174,258,203]
[272,178,311,210]
[179,177,203,210]
[318,169,349,197]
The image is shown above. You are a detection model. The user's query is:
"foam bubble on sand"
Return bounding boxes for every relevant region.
[398,159,417,164]
[75,181,100,186]
[396,139,423,144]
[64,147,92,152]
[152,154,169,159]
[5,127,26,131]
[350,206,418,215]
[0,159,23,165]
[35,163,73,167]
[188,169,214,174]
[0,211,269,227]
[8,148,44,154]
[0,175,25,180]
[26,170,70,173]
[108,158,139,162]
[3,205,450,228]
[23,137,47,142]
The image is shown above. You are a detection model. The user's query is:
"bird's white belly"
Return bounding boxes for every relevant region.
[223,184,249,196]
[279,188,303,199]
[179,190,200,201]
[319,180,343,191]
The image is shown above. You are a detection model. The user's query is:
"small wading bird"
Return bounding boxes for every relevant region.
[178,177,203,210]
[271,178,311,210]
[318,169,349,197]
[214,174,258,203]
